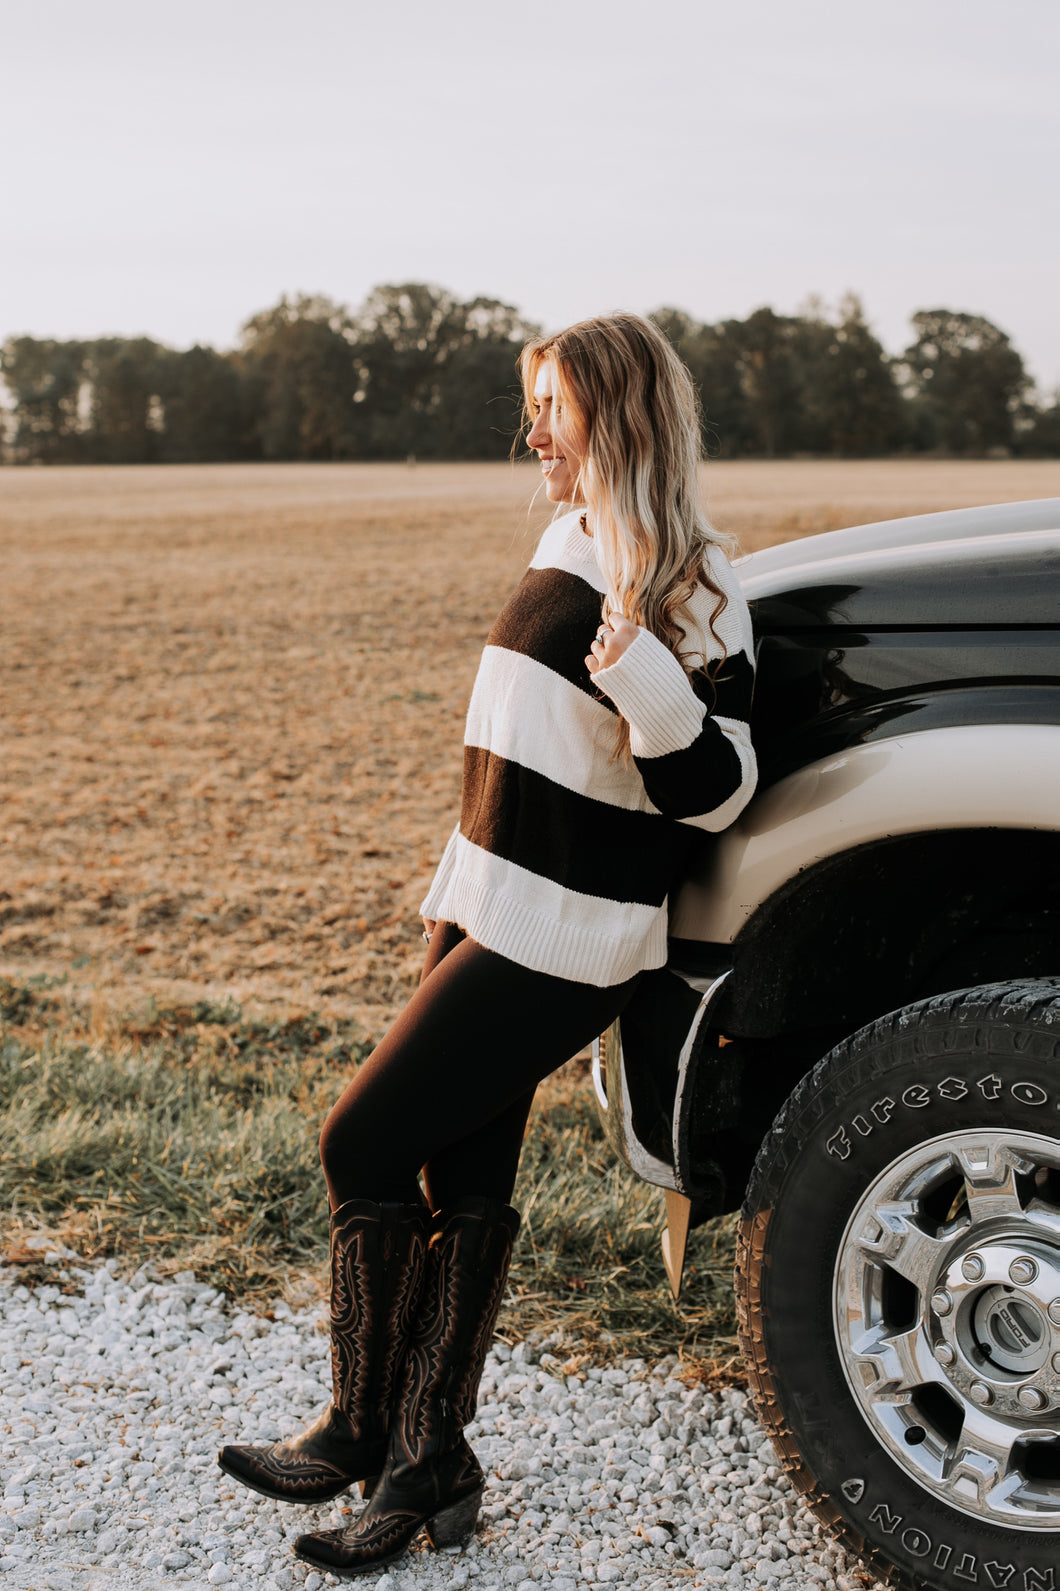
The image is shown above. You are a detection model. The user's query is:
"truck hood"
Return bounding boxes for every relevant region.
[739,498,1060,631]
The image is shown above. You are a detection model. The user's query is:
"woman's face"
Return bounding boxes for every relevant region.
[526,361,586,504]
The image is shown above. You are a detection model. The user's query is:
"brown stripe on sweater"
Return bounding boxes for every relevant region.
[486,567,617,709]
[459,747,692,907]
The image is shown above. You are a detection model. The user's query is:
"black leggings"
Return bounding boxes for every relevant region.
[319,922,641,1212]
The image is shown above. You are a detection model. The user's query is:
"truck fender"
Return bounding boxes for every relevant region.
[670,723,1060,945]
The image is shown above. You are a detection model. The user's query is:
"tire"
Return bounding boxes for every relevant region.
[736,980,1060,1591]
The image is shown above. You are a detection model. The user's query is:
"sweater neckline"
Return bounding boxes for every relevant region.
[557,509,598,566]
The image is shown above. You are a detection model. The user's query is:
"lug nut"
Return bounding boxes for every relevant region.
[1018,1387,1048,1412]
[1010,1257,1039,1285]
[1051,1353,1060,1374]
[934,1343,956,1367]
[1048,1300,1060,1326]
[931,1289,954,1317]
[969,1381,994,1406]
[962,1255,986,1282]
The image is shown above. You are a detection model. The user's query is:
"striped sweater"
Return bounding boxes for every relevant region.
[420,508,757,986]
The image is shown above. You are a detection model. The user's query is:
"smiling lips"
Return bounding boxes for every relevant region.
[540,457,565,472]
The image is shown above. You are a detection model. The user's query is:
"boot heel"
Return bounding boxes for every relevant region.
[426,1485,484,1549]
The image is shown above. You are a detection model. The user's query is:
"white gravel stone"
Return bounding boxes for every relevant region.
[0,1261,892,1591]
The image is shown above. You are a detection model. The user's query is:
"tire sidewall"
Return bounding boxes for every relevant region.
[748,999,1060,1590]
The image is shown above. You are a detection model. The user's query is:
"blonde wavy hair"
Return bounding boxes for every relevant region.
[519,313,728,754]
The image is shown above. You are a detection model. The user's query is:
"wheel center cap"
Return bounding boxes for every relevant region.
[974,1286,1051,1374]
[936,1239,1060,1391]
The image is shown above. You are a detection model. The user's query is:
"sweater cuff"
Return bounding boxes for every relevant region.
[594,629,705,758]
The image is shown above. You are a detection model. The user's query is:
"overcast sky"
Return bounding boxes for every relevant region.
[4,0,1058,389]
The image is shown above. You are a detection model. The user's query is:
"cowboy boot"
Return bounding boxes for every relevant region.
[293,1195,520,1576]
[217,1197,430,1503]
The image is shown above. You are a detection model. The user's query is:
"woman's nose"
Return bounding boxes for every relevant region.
[526,414,548,449]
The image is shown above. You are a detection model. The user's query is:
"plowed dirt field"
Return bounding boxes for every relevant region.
[2,459,1057,1042]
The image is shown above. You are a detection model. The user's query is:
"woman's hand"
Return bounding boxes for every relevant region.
[422,916,437,942]
[586,613,638,675]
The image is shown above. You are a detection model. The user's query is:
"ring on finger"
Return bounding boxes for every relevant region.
[595,630,608,643]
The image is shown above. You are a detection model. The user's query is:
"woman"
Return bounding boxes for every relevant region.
[218,313,757,1577]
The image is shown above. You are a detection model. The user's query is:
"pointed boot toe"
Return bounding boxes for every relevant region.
[293,1456,484,1577]
[218,1200,429,1503]
[217,1419,380,1503]
[294,1510,424,1578]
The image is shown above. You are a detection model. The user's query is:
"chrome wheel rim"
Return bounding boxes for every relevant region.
[834,1129,1060,1528]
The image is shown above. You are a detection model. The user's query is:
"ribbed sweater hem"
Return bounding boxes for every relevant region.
[421,839,669,987]
[449,876,668,986]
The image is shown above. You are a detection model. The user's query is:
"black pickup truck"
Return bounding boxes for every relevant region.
[594,497,1060,1591]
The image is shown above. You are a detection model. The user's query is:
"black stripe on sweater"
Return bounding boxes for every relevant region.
[460,746,692,907]
[487,567,616,710]
[697,647,755,721]
[633,715,746,820]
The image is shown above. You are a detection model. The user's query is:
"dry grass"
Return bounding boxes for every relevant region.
[0,463,552,1035]
[1,457,1057,1365]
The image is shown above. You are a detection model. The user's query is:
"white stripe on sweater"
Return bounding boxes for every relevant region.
[528,513,608,589]
[465,647,658,811]
[420,830,668,987]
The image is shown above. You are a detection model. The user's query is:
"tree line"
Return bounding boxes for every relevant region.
[2,283,1058,465]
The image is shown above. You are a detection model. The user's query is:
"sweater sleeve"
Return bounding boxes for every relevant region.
[592,605,757,833]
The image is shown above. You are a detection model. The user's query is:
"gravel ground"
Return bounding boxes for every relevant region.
[1,1254,888,1591]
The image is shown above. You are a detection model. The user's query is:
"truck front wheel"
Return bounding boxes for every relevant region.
[736,980,1060,1591]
